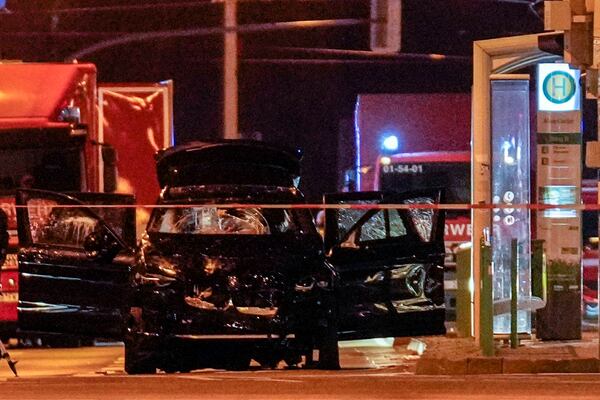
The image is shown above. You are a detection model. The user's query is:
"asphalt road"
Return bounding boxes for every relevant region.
[0,340,415,377]
[2,343,600,399]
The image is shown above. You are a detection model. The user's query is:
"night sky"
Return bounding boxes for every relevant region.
[0,0,544,200]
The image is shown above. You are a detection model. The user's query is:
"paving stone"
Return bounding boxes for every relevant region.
[416,358,467,375]
[534,359,569,374]
[502,358,535,374]
[564,358,600,373]
[467,357,503,374]
[533,358,599,374]
[404,333,600,375]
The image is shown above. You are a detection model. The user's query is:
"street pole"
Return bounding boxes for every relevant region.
[480,238,494,356]
[510,238,519,349]
[224,0,239,139]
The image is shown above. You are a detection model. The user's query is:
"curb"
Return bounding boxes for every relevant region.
[416,357,600,374]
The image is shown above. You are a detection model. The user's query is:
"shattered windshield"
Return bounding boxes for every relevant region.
[148,206,301,235]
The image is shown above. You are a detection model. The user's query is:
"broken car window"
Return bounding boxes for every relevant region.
[357,209,408,242]
[358,210,386,242]
[403,196,435,242]
[28,199,99,247]
[147,206,299,235]
[389,209,408,238]
[335,200,376,242]
[341,208,408,246]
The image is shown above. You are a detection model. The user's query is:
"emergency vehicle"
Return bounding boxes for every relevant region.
[0,62,173,341]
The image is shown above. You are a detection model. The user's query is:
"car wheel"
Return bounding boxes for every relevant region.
[223,347,252,371]
[162,346,195,373]
[256,354,281,369]
[124,334,157,375]
[254,344,285,369]
[283,352,302,369]
[224,355,251,371]
[317,313,340,370]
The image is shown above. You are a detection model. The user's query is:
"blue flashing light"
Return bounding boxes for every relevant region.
[381,134,399,153]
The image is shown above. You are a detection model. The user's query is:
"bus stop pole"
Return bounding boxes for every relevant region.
[510,238,519,349]
[480,238,494,356]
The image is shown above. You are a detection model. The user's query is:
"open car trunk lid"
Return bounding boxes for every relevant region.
[155,141,303,188]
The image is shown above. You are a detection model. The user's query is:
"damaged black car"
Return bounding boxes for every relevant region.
[14,140,446,373]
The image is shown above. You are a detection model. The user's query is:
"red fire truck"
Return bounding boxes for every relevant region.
[0,62,173,341]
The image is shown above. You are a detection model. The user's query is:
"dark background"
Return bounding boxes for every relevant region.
[0,0,544,200]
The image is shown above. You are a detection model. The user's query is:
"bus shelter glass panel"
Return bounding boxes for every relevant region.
[490,79,531,334]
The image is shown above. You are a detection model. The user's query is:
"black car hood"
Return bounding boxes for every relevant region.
[155,141,303,188]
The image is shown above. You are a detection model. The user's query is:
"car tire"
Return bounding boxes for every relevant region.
[223,347,252,371]
[256,354,281,369]
[124,334,157,375]
[317,314,340,370]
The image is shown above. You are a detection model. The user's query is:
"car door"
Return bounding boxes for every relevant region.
[16,189,135,339]
[324,190,446,340]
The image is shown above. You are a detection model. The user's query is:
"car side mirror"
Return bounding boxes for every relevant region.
[83,228,121,261]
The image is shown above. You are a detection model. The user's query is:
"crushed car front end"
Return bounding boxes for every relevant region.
[125,185,334,372]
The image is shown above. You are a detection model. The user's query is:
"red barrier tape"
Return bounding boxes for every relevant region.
[5,203,600,210]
